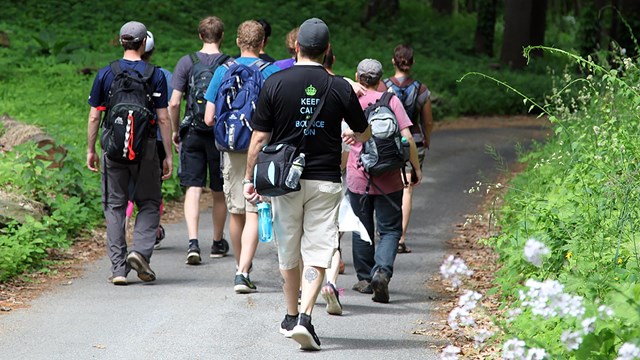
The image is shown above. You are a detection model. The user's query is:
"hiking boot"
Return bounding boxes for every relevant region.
[352,279,373,294]
[291,313,321,351]
[126,251,156,282]
[371,270,390,303]
[186,241,201,265]
[154,225,165,250]
[109,275,127,286]
[210,238,230,258]
[321,282,343,315]
[234,274,257,294]
[279,313,298,337]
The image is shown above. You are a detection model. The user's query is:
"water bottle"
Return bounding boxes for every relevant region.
[285,153,305,189]
[401,137,410,162]
[257,202,273,243]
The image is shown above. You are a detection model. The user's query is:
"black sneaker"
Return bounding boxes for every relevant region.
[126,251,156,282]
[352,279,373,294]
[154,225,165,250]
[291,313,321,351]
[186,242,201,265]
[279,314,298,337]
[210,238,229,258]
[371,270,390,303]
[234,274,257,293]
[321,282,343,315]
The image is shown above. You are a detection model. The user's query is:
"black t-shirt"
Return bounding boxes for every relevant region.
[252,64,368,182]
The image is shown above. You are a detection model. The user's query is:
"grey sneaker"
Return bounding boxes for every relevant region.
[108,275,127,286]
[352,279,373,294]
[371,270,390,303]
[186,242,201,265]
[321,282,342,315]
[126,251,156,282]
[279,313,298,337]
[291,313,321,351]
[234,274,257,293]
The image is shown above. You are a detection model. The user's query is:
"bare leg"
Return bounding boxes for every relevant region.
[229,213,245,265]
[281,266,301,316]
[325,250,341,286]
[184,186,202,240]
[299,265,325,315]
[237,211,258,273]
[211,191,227,241]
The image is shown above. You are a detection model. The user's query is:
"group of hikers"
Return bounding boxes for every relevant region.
[86,16,433,351]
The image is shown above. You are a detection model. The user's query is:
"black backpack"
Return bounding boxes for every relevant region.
[184,53,231,132]
[101,61,156,163]
[359,92,408,176]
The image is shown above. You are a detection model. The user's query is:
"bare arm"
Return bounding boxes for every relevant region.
[86,107,102,172]
[156,108,173,180]
[243,129,271,203]
[341,124,372,146]
[204,101,216,127]
[401,127,422,185]
[168,89,183,149]
[422,99,434,149]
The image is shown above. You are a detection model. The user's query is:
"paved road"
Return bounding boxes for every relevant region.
[0,122,546,360]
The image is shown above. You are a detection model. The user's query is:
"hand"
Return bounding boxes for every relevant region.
[87,150,99,172]
[411,167,423,186]
[351,82,366,97]
[341,128,357,146]
[161,157,173,180]
[243,182,263,204]
[172,131,181,153]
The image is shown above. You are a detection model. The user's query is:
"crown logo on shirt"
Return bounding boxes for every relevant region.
[305,84,317,96]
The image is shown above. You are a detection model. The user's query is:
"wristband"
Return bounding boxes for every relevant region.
[242,179,253,185]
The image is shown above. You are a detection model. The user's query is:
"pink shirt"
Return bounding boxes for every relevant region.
[346,90,413,195]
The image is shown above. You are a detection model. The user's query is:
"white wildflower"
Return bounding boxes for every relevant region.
[448,307,475,330]
[523,238,550,267]
[593,125,600,135]
[581,317,596,335]
[520,279,585,320]
[503,338,526,360]
[440,256,473,289]
[526,348,547,360]
[459,290,482,311]
[441,345,461,360]
[474,329,494,348]
[560,330,583,351]
[617,343,640,360]
[598,305,614,319]
[506,307,522,322]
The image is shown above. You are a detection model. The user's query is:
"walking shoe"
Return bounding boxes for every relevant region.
[109,275,127,286]
[371,270,390,303]
[210,238,229,258]
[186,241,201,265]
[321,282,343,315]
[154,225,165,249]
[339,258,345,274]
[291,313,321,351]
[279,313,298,337]
[352,279,373,294]
[126,251,156,282]
[234,274,257,293]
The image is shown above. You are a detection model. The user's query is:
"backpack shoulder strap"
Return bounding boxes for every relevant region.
[379,91,394,107]
[142,63,156,80]
[251,58,271,71]
[189,53,200,66]
[109,61,122,76]
[213,54,231,68]
[382,78,393,89]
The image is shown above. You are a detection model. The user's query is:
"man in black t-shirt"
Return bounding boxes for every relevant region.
[244,18,371,351]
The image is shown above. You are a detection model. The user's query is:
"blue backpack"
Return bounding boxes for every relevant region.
[214,59,270,152]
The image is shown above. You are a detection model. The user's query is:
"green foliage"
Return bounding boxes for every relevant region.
[477,47,640,357]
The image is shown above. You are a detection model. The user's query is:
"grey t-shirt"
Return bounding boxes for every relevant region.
[171,52,230,93]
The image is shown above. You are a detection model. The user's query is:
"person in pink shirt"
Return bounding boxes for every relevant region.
[346,58,422,303]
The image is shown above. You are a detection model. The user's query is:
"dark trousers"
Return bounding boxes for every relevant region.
[347,190,403,282]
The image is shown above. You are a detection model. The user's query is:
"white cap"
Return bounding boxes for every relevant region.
[145,31,155,53]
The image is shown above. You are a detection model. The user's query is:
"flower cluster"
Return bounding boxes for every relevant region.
[440,255,473,289]
[502,338,547,360]
[523,238,550,267]
[617,343,640,360]
[440,345,461,360]
[519,279,585,319]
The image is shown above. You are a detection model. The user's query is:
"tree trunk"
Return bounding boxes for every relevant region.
[500,0,533,69]
[474,0,497,56]
[528,0,548,57]
[432,0,455,14]
[362,0,400,25]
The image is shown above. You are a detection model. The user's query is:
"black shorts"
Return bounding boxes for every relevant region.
[178,128,223,191]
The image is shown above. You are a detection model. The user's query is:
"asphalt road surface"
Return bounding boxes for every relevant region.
[0,120,547,360]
